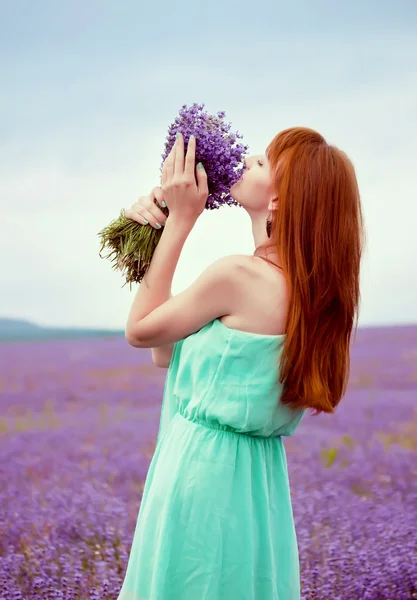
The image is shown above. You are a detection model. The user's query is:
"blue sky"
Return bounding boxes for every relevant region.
[1,0,416,329]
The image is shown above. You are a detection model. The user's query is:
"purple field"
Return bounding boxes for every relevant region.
[1,324,416,600]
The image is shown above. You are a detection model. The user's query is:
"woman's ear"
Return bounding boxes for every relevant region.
[268,197,279,211]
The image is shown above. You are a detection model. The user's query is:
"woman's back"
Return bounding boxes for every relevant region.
[152,252,289,368]
[159,316,305,439]
[221,253,289,337]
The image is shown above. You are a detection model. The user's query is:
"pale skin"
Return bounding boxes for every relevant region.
[124,134,284,366]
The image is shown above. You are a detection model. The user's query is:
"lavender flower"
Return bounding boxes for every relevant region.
[160,103,248,210]
[1,324,417,598]
[98,102,248,286]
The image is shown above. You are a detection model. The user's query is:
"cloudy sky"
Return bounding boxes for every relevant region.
[1,0,416,330]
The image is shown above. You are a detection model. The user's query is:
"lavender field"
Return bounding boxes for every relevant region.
[1,325,416,600]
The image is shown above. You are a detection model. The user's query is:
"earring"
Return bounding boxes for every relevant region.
[266,213,272,238]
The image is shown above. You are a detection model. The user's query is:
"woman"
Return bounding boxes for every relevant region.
[117,127,366,599]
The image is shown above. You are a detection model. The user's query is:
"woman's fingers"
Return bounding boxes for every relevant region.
[151,186,166,210]
[140,206,166,228]
[161,140,176,185]
[185,134,196,178]
[124,198,166,228]
[146,189,167,226]
[174,132,184,176]
[124,207,165,228]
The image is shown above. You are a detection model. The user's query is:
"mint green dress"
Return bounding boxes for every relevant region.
[117,317,305,600]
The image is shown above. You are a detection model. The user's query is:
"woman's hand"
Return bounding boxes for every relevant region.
[124,187,167,229]
[160,132,208,224]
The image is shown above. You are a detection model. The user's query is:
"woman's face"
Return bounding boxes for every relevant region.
[230,153,277,215]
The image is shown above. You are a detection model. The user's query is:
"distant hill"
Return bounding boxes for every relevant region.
[2,317,416,345]
[0,318,124,343]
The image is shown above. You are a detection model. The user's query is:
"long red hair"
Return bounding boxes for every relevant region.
[260,127,366,415]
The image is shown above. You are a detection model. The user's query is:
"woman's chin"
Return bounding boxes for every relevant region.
[230,180,243,200]
[230,190,243,207]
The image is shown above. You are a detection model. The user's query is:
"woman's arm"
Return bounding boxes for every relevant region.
[125,216,196,338]
[151,291,174,368]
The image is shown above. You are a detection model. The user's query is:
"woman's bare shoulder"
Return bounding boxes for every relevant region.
[219,253,257,268]
[208,254,255,276]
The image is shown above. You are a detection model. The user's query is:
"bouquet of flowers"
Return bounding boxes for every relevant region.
[97,103,249,288]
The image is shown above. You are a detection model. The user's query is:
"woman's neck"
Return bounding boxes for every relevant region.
[253,244,281,267]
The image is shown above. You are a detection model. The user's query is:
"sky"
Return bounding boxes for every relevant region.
[1,0,416,330]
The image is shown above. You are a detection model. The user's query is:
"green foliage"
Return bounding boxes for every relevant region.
[97,207,169,289]
[319,447,339,468]
[341,434,355,449]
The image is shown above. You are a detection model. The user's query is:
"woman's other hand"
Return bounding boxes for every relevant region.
[124,186,167,229]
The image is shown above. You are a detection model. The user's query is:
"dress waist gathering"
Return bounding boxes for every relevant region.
[173,410,282,440]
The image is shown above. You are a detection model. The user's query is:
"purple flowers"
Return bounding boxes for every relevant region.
[160,103,248,210]
[1,324,416,598]
[97,102,249,286]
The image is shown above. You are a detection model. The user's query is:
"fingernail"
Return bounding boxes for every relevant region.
[143,219,148,224]
[161,200,166,207]
[155,222,162,229]
[198,162,204,170]
[190,134,195,141]
[176,132,180,139]
[162,219,167,226]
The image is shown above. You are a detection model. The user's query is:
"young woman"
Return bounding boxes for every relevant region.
[117,127,366,600]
